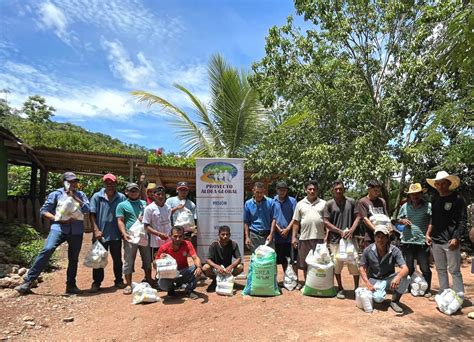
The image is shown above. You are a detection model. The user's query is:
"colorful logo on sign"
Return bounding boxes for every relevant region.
[200,162,238,184]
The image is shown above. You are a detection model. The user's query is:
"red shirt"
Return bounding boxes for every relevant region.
[156,240,196,270]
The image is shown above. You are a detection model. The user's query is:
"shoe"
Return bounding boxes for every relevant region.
[206,280,217,293]
[390,301,404,314]
[186,291,199,300]
[167,289,178,297]
[336,290,345,299]
[424,292,432,298]
[123,286,132,295]
[115,281,126,289]
[15,281,33,295]
[295,283,303,291]
[89,283,100,293]
[65,284,82,295]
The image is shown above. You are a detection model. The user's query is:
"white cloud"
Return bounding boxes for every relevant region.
[116,129,146,140]
[101,39,156,88]
[37,1,76,44]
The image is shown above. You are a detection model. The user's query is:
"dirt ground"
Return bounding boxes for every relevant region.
[1,235,473,341]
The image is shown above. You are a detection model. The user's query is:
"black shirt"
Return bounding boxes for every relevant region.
[206,240,241,267]
[431,192,467,244]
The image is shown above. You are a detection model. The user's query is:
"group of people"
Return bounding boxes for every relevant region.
[14,170,468,315]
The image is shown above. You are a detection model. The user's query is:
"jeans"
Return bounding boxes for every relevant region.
[369,272,410,297]
[431,243,464,294]
[25,230,83,286]
[158,265,197,294]
[400,244,432,291]
[92,239,123,286]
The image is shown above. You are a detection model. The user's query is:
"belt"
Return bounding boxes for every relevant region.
[250,230,270,237]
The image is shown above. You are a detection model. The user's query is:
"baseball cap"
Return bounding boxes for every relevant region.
[153,185,166,193]
[276,181,288,189]
[374,225,390,236]
[126,183,140,191]
[176,181,189,190]
[102,173,117,182]
[62,172,78,181]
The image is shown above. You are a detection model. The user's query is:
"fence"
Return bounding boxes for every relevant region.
[6,197,92,234]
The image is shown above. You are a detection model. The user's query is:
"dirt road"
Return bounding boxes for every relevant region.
[1,235,473,341]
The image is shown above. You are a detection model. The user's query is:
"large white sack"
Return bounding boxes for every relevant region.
[355,287,373,313]
[155,255,179,279]
[216,270,235,296]
[435,289,463,315]
[132,282,160,304]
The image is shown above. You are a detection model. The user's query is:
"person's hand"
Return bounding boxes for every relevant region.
[292,237,298,249]
[224,266,233,274]
[266,234,273,244]
[339,229,345,237]
[160,253,168,259]
[391,276,401,290]
[344,229,354,240]
[245,237,251,249]
[281,228,290,238]
[157,232,168,240]
[122,232,131,241]
[367,282,375,292]
[194,266,202,277]
[94,229,103,240]
[138,215,143,222]
[176,204,185,210]
[399,218,412,226]
[448,238,459,250]
[425,235,432,246]
[215,265,226,274]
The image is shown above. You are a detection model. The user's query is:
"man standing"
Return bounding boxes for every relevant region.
[324,180,360,299]
[291,180,326,280]
[270,181,298,281]
[16,172,90,295]
[166,181,197,246]
[359,225,410,314]
[397,183,432,297]
[358,180,388,247]
[426,171,466,297]
[156,226,202,299]
[203,225,243,292]
[89,173,126,293]
[244,182,274,253]
[116,183,152,295]
[143,185,172,258]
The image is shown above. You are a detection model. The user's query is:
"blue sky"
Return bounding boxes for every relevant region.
[0,0,302,153]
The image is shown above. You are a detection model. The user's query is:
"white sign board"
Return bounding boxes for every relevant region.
[196,158,245,262]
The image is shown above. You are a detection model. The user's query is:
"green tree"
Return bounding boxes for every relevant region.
[22,95,55,124]
[132,54,267,158]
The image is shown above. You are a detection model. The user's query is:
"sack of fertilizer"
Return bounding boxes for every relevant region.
[242,245,280,296]
[435,289,463,315]
[410,271,428,297]
[302,245,336,297]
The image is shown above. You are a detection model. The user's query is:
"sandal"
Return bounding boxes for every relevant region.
[123,286,132,295]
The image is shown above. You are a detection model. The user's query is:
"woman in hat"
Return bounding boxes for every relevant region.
[397,183,432,297]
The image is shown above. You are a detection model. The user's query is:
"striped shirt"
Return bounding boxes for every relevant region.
[397,200,431,245]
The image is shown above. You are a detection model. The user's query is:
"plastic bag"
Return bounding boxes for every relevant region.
[410,271,428,297]
[155,255,179,279]
[283,257,298,291]
[355,287,373,313]
[337,239,356,263]
[55,196,84,221]
[83,240,108,269]
[435,289,463,315]
[373,280,387,303]
[216,268,235,296]
[242,245,280,296]
[131,282,160,304]
[174,207,195,230]
[128,220,148,246]
[302,247,336,297]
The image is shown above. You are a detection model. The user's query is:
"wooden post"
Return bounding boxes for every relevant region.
[39,168,48,203]
[129,159,134,182]
[30,163,38,200]
[0,139,7,218]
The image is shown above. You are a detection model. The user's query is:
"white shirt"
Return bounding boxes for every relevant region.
[143,202,172,248]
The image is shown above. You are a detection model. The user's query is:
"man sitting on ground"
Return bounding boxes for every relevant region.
[359,225,410,314]
[203,225,243,292]
[155,226,202,300]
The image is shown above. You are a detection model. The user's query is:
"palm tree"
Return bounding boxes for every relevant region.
[132,54,266,157]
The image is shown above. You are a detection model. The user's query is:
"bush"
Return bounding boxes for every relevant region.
[14,239,57,268]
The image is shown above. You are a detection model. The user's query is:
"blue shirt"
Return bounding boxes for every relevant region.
[272,195,297,244]
[244,197,273,233]
[90,188,126,241]
[40,188,90,235]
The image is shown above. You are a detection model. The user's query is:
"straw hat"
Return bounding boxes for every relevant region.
[405,183,426,194]
[146,182,157,191]
[426,171,460,191]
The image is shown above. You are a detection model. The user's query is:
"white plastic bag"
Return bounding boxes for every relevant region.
[337,239,356,263]
[410,271,428,297]
[83,240,108,269]
[174,207,195,230]
[283,257,298,291]
[128,220,148,246]
[155,255,179,279]
[55,196,84,221]
[314,243,331,263]
[435,289,463,315]
[355,287,373,313]
[216,268,235,296]
[131,282,160,304]
[373,280,387,303]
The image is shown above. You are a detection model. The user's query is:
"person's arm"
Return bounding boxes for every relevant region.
[291,220,300,248]
[191,254,202,277]
[244,203,252,248]
[425,223,433,246]
[267,218,276,243]
[358,265,374,291]
[391,249,409,290]
[225,243,242,273]
[324,218,344,237]
[281,219,293,238]
[345,216,361,239]
[144,223,168,240]
[363,217,376,232]
[449,196,467,250]
[77,191,90,214]
[117,216,130,241]
[397,204,412,226]
[90,213,103,240]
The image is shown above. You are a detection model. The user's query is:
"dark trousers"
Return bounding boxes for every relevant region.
[92,239,123,286]
[401,243,432,291]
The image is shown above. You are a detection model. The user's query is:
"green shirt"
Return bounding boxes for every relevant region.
[397,201,431,245]
[116,199,146,230]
